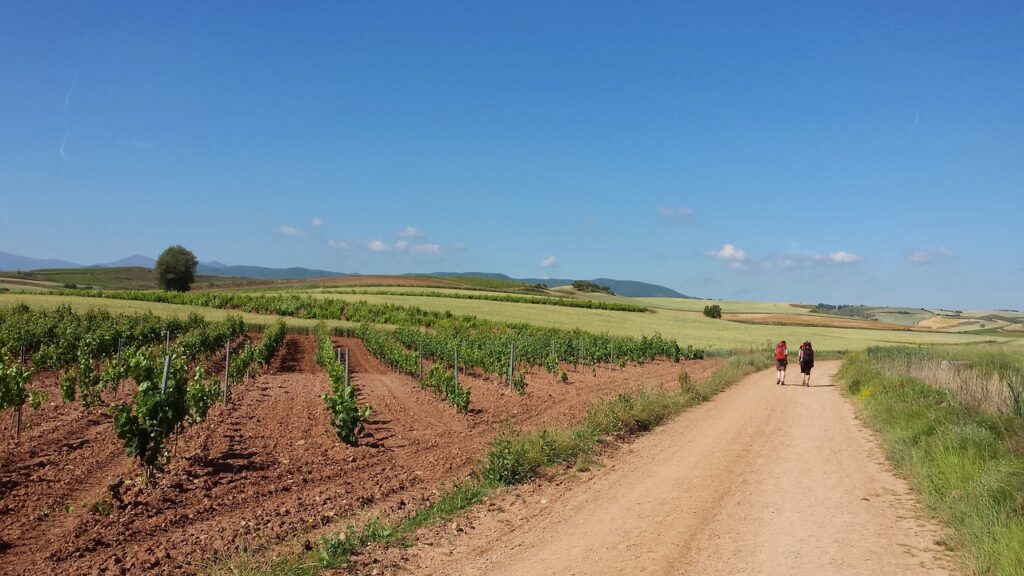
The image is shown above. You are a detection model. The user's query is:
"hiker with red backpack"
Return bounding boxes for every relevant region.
[798,340,815,386]
[774,340,789,385]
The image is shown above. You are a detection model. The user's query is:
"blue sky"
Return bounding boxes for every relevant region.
[1,1,1021,308]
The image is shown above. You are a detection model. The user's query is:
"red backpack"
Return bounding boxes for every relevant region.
[774,342,787,360]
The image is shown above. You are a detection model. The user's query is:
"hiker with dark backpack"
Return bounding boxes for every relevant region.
[798,340,815,387]
[774,340,789,385]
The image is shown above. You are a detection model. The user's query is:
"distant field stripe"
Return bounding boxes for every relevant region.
[312,288,648,312]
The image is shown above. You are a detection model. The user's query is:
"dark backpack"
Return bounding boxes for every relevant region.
[803,346,814,363]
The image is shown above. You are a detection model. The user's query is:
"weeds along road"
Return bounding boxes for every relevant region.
[405,361,959,575]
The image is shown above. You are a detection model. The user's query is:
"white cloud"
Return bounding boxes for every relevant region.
[706,244,747,262]
[395,226,425,239]
[312,217,323,228]
[658,207,694,217]
[908,247,952,264]
[395,240,410,250]
[410,243,442,255]
[366,240,390,251]
[327,239,350,250]
[819,251,862,264]
[276,225,303,237]
[540,255,557,268]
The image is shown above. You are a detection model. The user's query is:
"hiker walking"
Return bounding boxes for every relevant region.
[798,340,815,387]
[774,340,789,385]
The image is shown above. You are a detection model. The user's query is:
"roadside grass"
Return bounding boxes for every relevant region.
[865,346,1024,416]
[203,353,774,575]
[839,349,1024,575]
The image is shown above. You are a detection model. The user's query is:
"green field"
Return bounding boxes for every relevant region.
[1,282,1011,352]
[869,307,934,326]
[286,286,566,299]
[0,280,53,293]
[0,267,255,290]
[637,297,815,315]
[0,293,339,331]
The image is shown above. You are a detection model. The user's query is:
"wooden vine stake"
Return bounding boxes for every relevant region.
[160,355,170,393]
[223,341,231,404]
[16,345,25,440]
[508,342,515,390]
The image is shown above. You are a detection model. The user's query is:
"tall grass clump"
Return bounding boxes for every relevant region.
[839,349,1024,575]
[867,345,1024,417]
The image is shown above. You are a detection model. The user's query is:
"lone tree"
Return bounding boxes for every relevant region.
[703,304,723,319]
[155,245,198,292]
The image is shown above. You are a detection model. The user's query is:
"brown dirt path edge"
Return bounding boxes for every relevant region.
[391,361,960,576]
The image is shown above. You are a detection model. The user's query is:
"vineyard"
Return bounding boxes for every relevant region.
[58,289,701,372]
[0,305,293,473]
[314,288,650,312]
[0,297,712,575]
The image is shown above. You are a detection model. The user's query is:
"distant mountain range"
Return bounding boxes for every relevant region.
[0,251,81,270]
[0,251,687,298]
[195,262,350,280]
[426,272,690,298]
[0,252,344,280]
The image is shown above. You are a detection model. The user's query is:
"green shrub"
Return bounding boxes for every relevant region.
[703,304,722,319]
[511,372,527,395]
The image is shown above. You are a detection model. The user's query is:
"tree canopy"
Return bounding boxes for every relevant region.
[155,245,197,292]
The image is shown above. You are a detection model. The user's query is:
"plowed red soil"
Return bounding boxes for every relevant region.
[0,335,718,575]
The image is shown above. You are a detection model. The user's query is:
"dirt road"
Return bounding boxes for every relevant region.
[401,361,959,575]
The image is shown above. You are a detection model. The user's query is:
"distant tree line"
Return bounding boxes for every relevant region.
[571,280,614,295]
[813,303,875,320]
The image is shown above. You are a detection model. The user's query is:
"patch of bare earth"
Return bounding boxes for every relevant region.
[0,334,711,575]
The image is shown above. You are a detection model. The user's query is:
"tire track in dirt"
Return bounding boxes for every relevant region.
[396,361,959,576]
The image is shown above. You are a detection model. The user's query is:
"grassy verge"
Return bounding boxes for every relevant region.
[204,353,773,575]
[838,349,1024,575]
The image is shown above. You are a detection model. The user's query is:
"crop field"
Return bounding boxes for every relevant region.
[0,293,726,574]
[0,279,1017,575]
[268,291,996,351]
[722,313,921,332]
[1,291,1003,352]
[917,315,1006,332]
[869,308,935,327]
[0,268,256,291]
[0,293,334,330]
[637,297,816,315]
[240,274,549,294]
